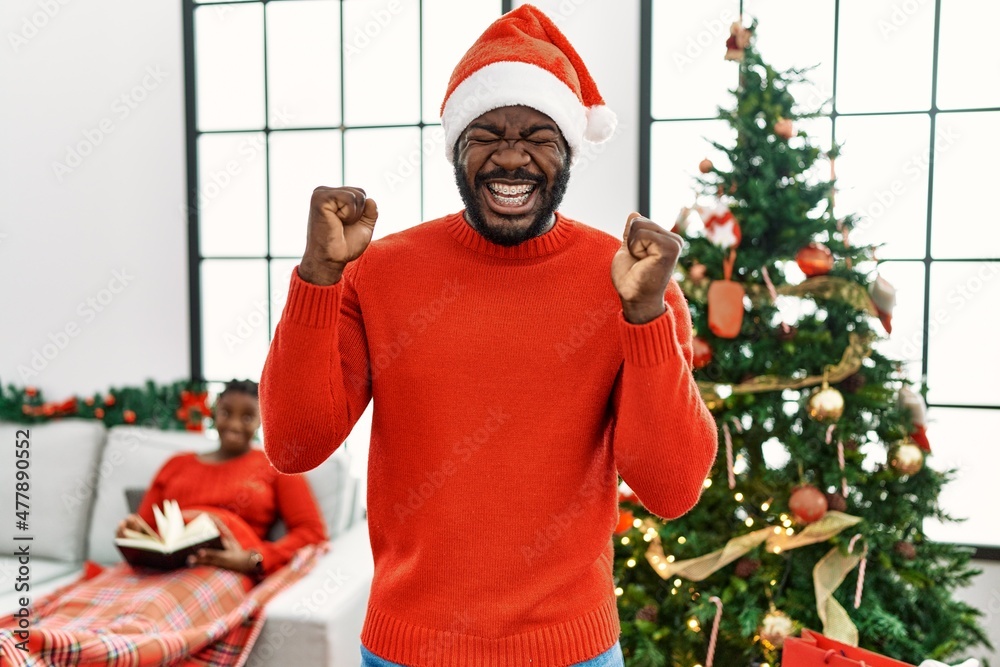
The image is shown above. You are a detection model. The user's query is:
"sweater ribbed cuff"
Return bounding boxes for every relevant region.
[618,306,681,367]
[283,265,343,328]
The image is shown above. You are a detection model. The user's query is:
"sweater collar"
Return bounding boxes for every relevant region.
[445,210,575,259]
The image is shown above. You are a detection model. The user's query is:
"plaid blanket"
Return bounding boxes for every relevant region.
[0,544,327,667]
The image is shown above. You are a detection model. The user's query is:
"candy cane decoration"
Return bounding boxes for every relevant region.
[760,266,790,334]
[848,534,868,609]
[722,422,736,489]
[826,424,848,498]
[705,596,724,667]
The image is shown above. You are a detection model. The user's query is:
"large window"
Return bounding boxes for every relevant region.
[182,0,505,394]
[641,0,1000,551]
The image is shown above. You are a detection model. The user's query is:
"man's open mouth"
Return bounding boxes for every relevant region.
[483,181,539,214]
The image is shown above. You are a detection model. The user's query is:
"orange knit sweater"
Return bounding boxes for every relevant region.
[260,210,718,667]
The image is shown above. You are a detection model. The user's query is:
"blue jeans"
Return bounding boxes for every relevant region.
[360,639,624,667]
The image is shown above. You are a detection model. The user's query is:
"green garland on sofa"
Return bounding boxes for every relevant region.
[0,378,211,431]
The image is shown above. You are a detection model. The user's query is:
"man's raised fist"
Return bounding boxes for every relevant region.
[300,186,378,286]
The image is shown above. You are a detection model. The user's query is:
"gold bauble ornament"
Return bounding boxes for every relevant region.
[808,381,845,422]
[759,609,794,650]
[890,440,924,476]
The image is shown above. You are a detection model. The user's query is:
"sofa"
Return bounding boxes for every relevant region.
[0,418,374,667]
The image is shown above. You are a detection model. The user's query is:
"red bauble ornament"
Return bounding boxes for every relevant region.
[789,485,828,524]
[692,336,713,369]
[614,509,635,535]
[796,242,834,277]
[123,409,137,424]
[698,158,714,174]
[94,408,105,419]
[104,394,116,406]
[25,386,38,397]
[774,118,795,139]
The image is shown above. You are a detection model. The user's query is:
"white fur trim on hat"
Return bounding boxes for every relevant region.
[442,61,592,165]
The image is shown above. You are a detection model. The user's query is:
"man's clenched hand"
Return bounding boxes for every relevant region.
[611,212,684,325]
[299,186,378,286]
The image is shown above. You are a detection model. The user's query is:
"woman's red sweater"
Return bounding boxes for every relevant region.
[137,449,327,575]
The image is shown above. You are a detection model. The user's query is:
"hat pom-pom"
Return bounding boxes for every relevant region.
[584,104,617,143]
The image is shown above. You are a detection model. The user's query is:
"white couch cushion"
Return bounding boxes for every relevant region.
[87,426,355,564]
[0,420,106,562]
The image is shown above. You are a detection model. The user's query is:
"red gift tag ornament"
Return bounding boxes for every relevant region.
[708,249,745,338]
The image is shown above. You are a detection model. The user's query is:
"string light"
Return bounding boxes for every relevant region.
[667,555,676,562]
[632,518,642,528]
[785,527,794,536]
[626,558,636,567]
[614,587,623,596]
[744,517,754,527]
[678,536,687,544]
[773,527,782,535]
[761,501,771,511]
[674,578,683,587]
[734,492,744,502]
[687,618,701,632]
[779,513,789,522]
[643,532,654,542]
[770,579,777,586]
[782,519,793,528]
[621,536,630,545]
[671,587,678,595]
[773,546,782,554]
[703,478,713,488]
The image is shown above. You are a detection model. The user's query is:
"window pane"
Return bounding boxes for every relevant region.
[648,119,735,227]
[344,127,422,239]
[195,4,265,131]
[198,133,267,257]
[202,259,269,383]
[422,0,501,124]
[269,130,343,257]
[422,125,464,221]
[932,112,1000,259]
[650,0,738,119]
[270,259,298,340]
[834,114,929,260]
[937,2,1000,110]
[927,261,1000,406]
[742,0,834,114]
[342,0,419,126]
[870,260,924,386]
[266,0,342,129]
[924,407,1000,547]
[836,0,933,113]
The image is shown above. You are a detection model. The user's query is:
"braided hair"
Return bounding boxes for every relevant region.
[218,379,258,401]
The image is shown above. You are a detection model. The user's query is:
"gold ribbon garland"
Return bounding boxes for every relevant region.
[641,513,865,640]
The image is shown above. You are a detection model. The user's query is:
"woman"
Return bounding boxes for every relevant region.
[0,380,329,666]
[117,378,328,579]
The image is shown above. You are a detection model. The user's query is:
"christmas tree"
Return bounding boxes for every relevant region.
[614,21,991,667]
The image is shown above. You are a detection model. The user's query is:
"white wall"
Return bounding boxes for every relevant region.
[0,0,189,396]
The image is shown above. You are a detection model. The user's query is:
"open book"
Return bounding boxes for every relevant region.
[115,499,223,570]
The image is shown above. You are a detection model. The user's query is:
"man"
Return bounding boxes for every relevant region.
[260,5,718,667]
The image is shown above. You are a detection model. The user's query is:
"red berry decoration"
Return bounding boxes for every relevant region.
[796,242,834,277]
[789,484,828,524]
[698,158,714,173]
[123,409,137,424]
[692,336,713,369]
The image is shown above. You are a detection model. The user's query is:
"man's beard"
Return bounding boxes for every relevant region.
[454,157,571,247]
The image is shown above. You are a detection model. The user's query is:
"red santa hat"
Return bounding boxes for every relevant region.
[440,4,617,165]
